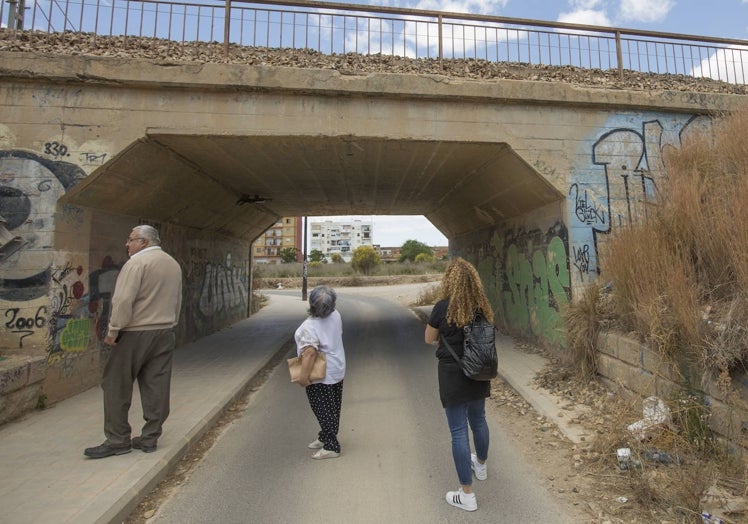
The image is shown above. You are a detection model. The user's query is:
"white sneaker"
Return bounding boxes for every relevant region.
[312,448,340,460]
[471,453,487,480]
[307,439,324,449]
[445,488,477,511]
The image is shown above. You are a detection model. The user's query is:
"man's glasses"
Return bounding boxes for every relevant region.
[127,237,145,243]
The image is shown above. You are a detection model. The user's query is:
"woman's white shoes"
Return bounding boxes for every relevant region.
[445,488,477,511]
[471,453,488,480]
[307,438,339,458]
[311,448,340,459]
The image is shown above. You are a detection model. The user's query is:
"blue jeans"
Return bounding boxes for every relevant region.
[444,398,489,486]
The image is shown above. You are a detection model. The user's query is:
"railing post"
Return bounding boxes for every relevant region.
[7,0,25,32]
[438,14,443,69]
[224,0,231,59]
[615,30,623,80]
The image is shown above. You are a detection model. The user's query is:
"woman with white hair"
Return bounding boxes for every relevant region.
[293,285,346,459]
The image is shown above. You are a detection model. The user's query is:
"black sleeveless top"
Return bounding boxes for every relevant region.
[428,299,491,408]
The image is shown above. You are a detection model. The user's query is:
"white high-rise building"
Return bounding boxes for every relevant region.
[309,219,373,262]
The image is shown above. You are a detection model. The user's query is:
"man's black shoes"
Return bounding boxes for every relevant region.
[83,437,156,457]
[132,436,157,453]
[83,442,132,459]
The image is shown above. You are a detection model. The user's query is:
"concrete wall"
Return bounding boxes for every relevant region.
[598,332,748,447]
[452,201,569,347]
[0,50,744,415]
[0,148,250,410]
[451,111,721,348]
[41,209,250,404]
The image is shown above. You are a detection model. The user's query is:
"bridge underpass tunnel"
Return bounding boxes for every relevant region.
[42,134,564,404]
[61,134,561,239]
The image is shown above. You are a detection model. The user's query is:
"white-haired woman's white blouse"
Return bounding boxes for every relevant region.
[294,309,346,384]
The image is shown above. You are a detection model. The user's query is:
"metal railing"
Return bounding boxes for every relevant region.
[2,0,747,84]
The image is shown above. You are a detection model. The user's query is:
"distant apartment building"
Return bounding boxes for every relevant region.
[310,219,373,262]
[252,217,303,264]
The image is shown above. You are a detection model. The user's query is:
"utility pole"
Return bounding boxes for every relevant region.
[301,216,308,301]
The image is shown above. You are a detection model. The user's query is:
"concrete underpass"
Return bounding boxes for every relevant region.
[0,49,743,408]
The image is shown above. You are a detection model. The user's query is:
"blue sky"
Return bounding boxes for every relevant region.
[382,0,748,40]
[316,0,748,247]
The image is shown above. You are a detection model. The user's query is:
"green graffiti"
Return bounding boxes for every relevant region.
[477,257,501,321]
[59,318,90,352]
[503,236,570,345]
[486,232,507,326]
[504,244,532,329]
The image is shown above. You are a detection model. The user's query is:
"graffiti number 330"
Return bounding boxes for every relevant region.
[44,142,69,157]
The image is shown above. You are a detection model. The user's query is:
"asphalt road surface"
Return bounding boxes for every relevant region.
[151,287,578,523]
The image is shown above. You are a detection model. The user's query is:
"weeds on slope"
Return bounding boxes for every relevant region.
[564,105,748,522]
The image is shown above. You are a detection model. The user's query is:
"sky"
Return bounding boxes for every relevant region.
[314,0,748,247]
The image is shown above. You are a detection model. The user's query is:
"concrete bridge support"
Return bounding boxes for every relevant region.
[0,50,743,412]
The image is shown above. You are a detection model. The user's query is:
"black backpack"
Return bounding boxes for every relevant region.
[441,311,498,381]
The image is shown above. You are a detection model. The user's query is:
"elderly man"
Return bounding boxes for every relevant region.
[84,225,183,459]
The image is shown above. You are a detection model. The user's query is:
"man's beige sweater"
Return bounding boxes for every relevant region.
[107,246,183,339]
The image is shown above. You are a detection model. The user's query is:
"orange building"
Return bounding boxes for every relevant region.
[252,217,303,263]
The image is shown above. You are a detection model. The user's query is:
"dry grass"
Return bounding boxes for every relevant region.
[412,283,441,306]
[591,105,748,381]
[563,105,748,520]
[563,282,604,379]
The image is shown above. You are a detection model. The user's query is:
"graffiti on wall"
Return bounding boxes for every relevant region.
[0,150,86,300]
[567,114,711,283]
[87,256,120,343]
[46,255,122,370]
[467,222,571,345]
[501,223,570,344]
[3,304,46,349]
[0,150,86,353]
[46,261,91,372]
[198,253,247,318]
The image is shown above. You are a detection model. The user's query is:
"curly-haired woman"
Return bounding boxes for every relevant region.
[424,258,494,512]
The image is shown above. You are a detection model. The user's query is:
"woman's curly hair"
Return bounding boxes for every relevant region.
[439,257,494,327]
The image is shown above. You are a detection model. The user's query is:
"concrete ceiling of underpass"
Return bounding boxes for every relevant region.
[60,134,564,242]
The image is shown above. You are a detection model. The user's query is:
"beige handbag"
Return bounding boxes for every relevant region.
[287,351,327,383]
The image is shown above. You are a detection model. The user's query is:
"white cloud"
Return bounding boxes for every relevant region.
[569,0,605,8]
[372,216,447,246]
[618,0,675,23]
[557,9,612,27]
[412,0,508,16]
[691,44,748,84]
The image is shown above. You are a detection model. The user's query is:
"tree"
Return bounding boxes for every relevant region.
[309,249,327,263]
[330,253,344,264]
[351,246,380,275]
[414,252,435,263]
[398,239,433,262]
[278,247,298,263]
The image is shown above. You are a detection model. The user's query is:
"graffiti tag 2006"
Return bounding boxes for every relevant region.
[4,306,47,347]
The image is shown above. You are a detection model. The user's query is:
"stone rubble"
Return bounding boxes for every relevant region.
[1,29,745,95]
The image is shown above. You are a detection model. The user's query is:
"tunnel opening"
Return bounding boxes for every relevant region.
[59,134,564,244]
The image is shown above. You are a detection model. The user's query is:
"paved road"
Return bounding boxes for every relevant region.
[151,288,577,523]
